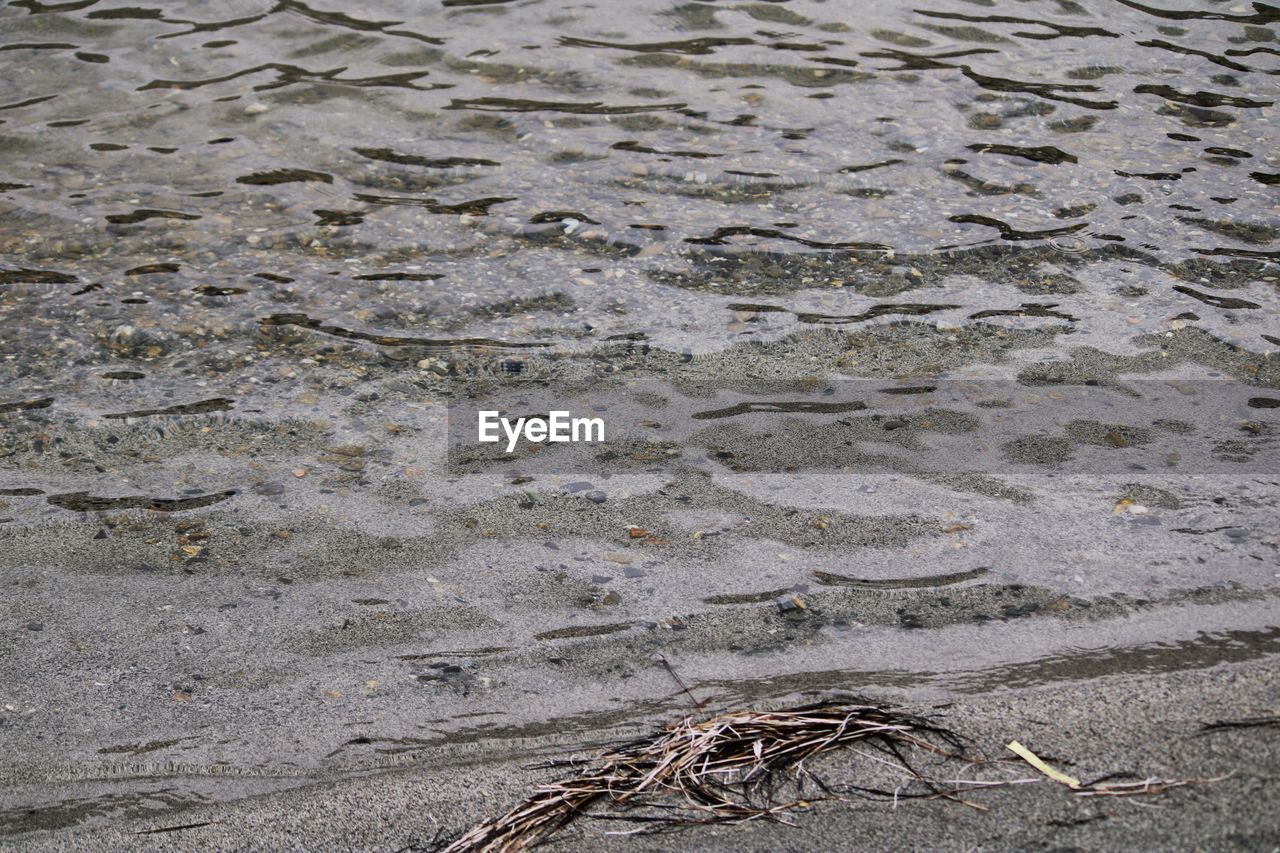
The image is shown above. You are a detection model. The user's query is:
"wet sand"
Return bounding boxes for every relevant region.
[7,659,1278,850]
[1,0,1278,848]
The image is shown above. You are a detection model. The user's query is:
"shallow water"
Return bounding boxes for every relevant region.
[1,0,1278,839]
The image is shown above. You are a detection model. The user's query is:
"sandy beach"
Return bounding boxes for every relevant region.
[1,0,1277,848]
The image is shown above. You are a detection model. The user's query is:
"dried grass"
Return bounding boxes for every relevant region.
[435,698,1221,852]
[1069,776,1205,797]
[440,700,964,853]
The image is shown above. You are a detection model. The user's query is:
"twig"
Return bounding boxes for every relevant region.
[655,654,707,713]
[134,820,218,835]
[1197,715,1280,734]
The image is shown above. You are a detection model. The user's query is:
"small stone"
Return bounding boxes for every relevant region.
[25,621,43,632]
[291,468,307,478]
[584,490,607,504]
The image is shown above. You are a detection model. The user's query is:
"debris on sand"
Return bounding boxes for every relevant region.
[1006,740,1082,788]
[1007,739,1216,797]
[441,700,965,852]
[439,702,1225,852]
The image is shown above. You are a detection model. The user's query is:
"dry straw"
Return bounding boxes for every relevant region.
[437,696,1220,852]
[442,699,965,853]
